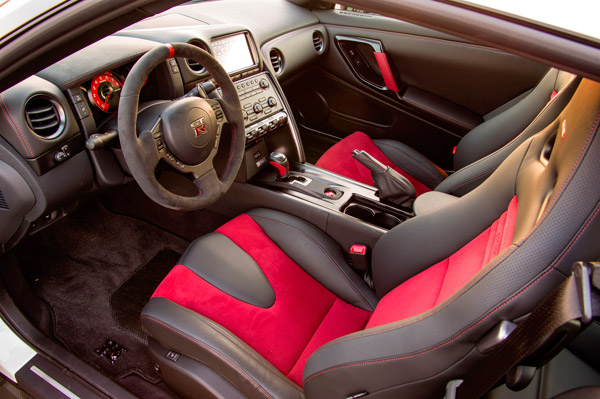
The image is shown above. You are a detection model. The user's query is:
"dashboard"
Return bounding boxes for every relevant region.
[0,0,329,250]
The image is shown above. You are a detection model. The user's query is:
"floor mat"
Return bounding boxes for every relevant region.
[111,249,181,340]
[16,200,189,386]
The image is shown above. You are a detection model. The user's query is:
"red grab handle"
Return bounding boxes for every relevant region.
[373,51,399,92]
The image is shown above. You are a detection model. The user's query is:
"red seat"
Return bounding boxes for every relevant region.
[142,79,600,398]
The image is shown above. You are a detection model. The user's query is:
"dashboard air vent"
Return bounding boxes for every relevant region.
[186,41,209,73]
[24,95,64,139]
[313,31,325,53]
[269,49,283,74]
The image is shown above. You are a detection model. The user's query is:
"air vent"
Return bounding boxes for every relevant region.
[186,41,209,73]
[24,95,64,139]
[312,31,325,53]
[0,189,7,210]
[269,49,283,74]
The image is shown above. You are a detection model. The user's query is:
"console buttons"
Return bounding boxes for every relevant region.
[267,97,277,107]
[259,79,269,89]
[253,103,263,114]
[242,110,248,121]
[243,103,252,109]
[249,114,258,121]
[264,108,272,115]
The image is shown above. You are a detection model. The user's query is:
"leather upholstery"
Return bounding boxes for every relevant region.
[316,68,579,197]
[143,79,600,398]
[303,79,600,398]
[179,233,275,308]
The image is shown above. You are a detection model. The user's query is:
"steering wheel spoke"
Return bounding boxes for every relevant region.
[193,167,220,196]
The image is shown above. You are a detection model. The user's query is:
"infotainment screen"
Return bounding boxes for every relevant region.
[210,33,254,73]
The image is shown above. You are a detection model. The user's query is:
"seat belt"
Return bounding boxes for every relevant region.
[445,261,600,399]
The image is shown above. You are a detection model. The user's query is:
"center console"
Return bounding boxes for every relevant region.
[232,72,288,144]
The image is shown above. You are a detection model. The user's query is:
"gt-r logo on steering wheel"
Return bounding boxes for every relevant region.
[191,117,208,137]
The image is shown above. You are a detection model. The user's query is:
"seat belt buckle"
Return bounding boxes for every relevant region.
[349,244,369,272]
[571,261,600,324]
[443,379,463,399]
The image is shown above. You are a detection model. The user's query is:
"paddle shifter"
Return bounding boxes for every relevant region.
[352,150,416,207]
[269,151,290,180]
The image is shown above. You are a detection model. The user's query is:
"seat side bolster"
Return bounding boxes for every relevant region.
[372,138,527,297]
[247,209,378,312]
[141,297,304,399]
[373,139,447,189]
[438,75,581,196]
[453,68,559,170]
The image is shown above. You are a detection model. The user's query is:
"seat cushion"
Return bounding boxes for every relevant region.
[150,213,371,386]
[315,131,434,195]
[368,195,518,327]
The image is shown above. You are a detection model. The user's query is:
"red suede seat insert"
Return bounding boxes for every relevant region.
[315,131,431,195]
[367,196,518,328]
[151,214,370,386]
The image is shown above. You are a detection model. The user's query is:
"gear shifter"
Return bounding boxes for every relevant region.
[269,151,290,180]
[352,149,416,207]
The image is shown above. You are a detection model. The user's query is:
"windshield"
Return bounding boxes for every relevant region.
[461,0,600,41]
[0,0,70,41]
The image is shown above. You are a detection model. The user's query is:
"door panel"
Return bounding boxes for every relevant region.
[285,9,549,169]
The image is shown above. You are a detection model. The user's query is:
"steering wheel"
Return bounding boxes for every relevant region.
[118,43,245,210]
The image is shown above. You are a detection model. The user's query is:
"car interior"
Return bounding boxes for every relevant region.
[0,0,600,398]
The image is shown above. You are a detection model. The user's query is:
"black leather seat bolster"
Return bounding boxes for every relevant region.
[178,233,275,308]
[437,74,581,196]
[372,139,528,297]
[453,69,559,170]
[373,139,448,189]
[246,209,378,312]
[142,298,304,399]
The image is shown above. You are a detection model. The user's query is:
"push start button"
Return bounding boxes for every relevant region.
[323,188,343,200]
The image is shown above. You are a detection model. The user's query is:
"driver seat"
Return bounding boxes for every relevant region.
[141,79,600,398]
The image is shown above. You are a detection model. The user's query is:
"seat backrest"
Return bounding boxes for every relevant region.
[303,79,600,398]
[437,69,579,196]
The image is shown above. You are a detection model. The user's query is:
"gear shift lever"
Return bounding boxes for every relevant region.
[269,151,290,180]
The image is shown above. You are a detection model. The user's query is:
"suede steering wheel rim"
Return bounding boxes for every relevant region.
[118,43,245,210]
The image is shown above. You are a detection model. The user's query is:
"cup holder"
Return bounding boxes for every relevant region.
[374,212,402,230]
[344,204,375,220]
[344,203,403,230]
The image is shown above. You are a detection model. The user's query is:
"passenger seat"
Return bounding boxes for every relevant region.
[316,68,579,196]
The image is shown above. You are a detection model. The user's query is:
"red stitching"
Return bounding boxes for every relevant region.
[142,315,274,399]
[307,204,599,382]
[314,246,514,351]
[1,93,33,157]
[305,108,600,384]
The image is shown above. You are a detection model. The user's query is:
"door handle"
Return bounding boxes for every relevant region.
[335,35,399,93]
